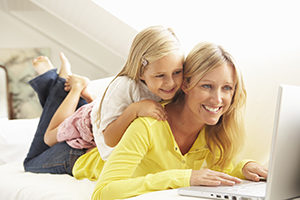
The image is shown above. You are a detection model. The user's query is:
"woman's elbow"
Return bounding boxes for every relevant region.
[92,187,107,200]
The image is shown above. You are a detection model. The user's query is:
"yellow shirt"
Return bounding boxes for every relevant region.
[73,117,249,200]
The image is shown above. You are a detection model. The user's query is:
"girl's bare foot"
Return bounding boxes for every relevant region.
[32,56,54,75]
[65,74,94,103]
[58,52,72,79]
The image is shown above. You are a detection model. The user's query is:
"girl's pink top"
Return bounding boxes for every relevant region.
[56,102,96,149]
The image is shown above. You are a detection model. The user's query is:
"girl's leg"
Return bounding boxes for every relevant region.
[30,56,56,107]
[24,76,86,162]
[24,54,87,164]
[44,74,90,147]
[32,55,54,75]
[24,76,89,175]
[30,53,71,107]
[24,142,85,175]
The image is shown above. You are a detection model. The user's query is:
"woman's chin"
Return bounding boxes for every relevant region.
[205,118,221,126]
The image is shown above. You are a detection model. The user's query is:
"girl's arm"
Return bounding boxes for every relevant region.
[93,118,191,200]
[103,99,167,147]
[101,102,137,147]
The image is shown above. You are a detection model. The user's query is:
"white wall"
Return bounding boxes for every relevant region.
[2,0,299,164]
[97,0,300,164]
[0,10,108,80]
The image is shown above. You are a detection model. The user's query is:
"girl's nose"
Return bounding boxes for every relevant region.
[164,76,175,87]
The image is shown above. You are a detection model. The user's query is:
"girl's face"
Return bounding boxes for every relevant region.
[140,52,183,100]
[182,63,236,125]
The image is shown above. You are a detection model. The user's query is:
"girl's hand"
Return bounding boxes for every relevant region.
[242,161,268,182]
[133,100,167,121]
[190,169,242,186]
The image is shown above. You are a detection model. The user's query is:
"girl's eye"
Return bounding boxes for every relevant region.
[155,74,164,78]
[173,70,182,75]
[223,85,233,91]
[202,84,211,89]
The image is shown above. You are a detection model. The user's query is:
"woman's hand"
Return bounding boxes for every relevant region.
[242,161,268,181]
[133,99,167,121]
[190,169,242,186]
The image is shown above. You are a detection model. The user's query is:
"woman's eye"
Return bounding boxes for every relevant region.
[223,85,233,91]
[202,84,211,89]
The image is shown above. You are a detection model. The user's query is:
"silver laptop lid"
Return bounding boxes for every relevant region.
[266,84,300,200]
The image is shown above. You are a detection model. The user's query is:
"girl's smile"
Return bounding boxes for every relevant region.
[140,52,184,100]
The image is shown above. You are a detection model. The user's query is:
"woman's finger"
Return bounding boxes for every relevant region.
[216,171,242,183]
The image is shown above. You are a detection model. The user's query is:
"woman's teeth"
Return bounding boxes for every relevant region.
[204,105,220,112]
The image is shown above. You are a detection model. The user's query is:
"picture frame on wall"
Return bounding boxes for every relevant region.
[0,48,51,119]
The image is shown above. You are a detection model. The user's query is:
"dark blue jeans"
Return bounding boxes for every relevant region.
[23,69,87,176]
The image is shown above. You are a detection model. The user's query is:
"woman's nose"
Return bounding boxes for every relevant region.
[211,89,222,104]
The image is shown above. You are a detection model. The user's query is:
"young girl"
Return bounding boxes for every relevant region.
[23,25,184,175]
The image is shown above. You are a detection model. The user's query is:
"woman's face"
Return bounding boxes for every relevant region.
[182,63,236,125]
[140,52,183,100]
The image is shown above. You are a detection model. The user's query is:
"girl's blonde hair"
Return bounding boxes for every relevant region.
[181,42,247,169]
[96,25,183,127]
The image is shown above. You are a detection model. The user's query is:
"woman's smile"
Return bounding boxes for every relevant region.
[202,105,222,113]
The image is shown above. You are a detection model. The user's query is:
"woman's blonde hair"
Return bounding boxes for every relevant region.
[96,25,183,127]
[182,42,247,169]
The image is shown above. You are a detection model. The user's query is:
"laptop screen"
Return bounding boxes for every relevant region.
[266,84,300,200]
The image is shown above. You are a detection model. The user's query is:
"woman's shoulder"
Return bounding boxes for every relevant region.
[130,116,168,133]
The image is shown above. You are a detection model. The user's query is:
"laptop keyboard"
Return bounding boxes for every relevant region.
[220,181,266,196]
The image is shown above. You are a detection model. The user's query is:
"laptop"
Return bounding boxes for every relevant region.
[178,84,300,200]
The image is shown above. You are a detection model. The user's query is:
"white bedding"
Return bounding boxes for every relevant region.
[0,74,198,200]
[0,117,96,200]
[0,162,95,200]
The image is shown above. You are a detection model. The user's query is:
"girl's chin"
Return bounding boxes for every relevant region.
[160,93,175,100]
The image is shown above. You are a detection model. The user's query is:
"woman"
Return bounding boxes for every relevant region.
[72,42,268,200]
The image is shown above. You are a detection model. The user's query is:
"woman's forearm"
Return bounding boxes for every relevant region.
[93,169,192,200]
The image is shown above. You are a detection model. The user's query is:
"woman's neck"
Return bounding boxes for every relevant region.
[165,100,205,155]
[166,100,204,135]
